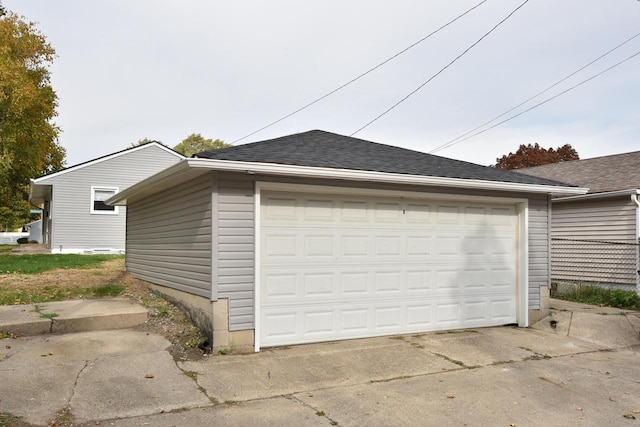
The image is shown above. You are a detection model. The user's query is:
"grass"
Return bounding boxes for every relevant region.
[0,284,125,305]
[554,285,640,310]
[0,245,15,253]
[0,254,123,275]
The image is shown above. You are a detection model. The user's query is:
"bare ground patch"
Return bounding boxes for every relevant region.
[0,258,206,362]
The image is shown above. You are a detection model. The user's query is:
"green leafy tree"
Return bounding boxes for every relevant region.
[493,143,579,170]
[173,133,231,157]
[0,5,66,230]
[131,137,164,147]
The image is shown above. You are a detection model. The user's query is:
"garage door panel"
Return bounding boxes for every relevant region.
[260,191,519,347]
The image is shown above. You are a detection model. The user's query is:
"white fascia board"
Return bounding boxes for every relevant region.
[107,160,193,205]
[108,157,588,206]
[186,158,588,196]
[553,188,639,203]
[32,142,184,184]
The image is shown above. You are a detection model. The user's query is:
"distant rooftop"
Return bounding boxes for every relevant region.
[515,150,640,194]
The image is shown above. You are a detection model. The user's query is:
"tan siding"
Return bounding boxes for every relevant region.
[126,174,212,297]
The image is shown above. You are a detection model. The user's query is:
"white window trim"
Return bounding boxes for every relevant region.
[91,186,120,215]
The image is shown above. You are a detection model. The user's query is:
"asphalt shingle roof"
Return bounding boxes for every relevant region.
[516,150,640,194]
[195,130,574,188]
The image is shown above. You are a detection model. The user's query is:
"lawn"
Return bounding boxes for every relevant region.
[0,254,123,274]
[553,284,640,311]
[0,255,132,306]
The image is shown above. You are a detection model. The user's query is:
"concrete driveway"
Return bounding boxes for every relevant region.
[1,300,639,426]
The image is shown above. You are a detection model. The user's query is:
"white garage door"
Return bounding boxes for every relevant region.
[259,190,519,347]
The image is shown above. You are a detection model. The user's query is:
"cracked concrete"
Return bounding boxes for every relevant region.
[0,330,210,426]
[2,299,640,426]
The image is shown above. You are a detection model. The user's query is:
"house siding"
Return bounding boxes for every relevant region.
[215,172,549,331]
[550,196,638,287]
[552,197,637,242]
[126,173,213,298]
[217,173,256,330]
[43,144,181,251]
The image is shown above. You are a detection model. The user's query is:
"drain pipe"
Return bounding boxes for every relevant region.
[632,193,640,295]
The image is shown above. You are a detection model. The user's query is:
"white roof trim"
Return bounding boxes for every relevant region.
[553,188,640,202]
[108,158,587,205]
[32,142,184,184]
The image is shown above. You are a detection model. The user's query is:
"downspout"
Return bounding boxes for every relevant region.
[632,193,640,295]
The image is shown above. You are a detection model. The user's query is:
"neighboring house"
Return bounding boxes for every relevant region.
[29,142,184,253]
[517,151,640,292]
[108,130,585,352]
[24,220,43,243]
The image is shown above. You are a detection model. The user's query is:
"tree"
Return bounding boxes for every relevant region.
[493,143,579,170]
[173,133,231,157]
[131,137,164,147]
[0,6,66,230]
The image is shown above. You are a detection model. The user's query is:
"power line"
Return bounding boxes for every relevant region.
[350,0,529,137]
[430,31,640,154]
[429,49,640,153]
[229,0,488,144]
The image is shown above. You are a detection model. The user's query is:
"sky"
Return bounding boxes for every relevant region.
[4,0,640,167]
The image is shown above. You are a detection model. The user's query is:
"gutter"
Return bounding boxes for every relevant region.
[554,189,639,203]
[632,193,640,294]
[107,158,588,206]
[632,193,640,239]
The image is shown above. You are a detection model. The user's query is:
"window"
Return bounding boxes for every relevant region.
[91,187,119,214]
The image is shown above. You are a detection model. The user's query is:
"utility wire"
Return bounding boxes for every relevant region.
[430,31,640,154]
[350,0,529,136]
[429,49,640,153]
[230,0,488,144]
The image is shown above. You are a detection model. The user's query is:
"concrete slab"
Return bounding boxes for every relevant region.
[406,329,533,366]
[180,336,453,402]
[0,330,204,426]
[71,351,211,423]
[0,330,170,366]
[569,312,640,348]
[0,361,84,425]
[49,298,148,333]
[96,396,332,427]
[0,304,52,336]
[0,299,148,337]
[626,313,640,335]
[540,309,573,336]
[551,298,639,315]
[480,326,604,357]
[293,350,640,426]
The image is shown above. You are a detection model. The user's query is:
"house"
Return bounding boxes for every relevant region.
[516,151,640,292]
[29,142,184,253]
[24,220,43,243]
[108,130,585,352]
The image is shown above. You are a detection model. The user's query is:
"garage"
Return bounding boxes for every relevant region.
[112,130,585,353]
[258,187,522,347]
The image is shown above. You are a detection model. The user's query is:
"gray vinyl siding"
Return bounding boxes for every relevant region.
[126,173,213,298]
[527,194,550,309]
[44,145,181,251]
[550,197,638,286]
[217,174,255,330]
[552,197,637,242]
[215,172,550,330]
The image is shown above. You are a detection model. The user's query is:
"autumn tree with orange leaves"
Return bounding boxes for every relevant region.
[493,143,579,170]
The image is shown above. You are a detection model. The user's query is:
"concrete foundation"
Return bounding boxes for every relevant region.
[147,284,254,353]
[528,285,551,324]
